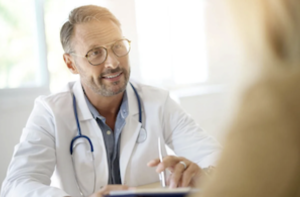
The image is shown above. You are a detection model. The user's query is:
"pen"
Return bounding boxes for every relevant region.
[158,137,166,188]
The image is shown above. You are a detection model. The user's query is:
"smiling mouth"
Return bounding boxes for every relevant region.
[102,72,123,79]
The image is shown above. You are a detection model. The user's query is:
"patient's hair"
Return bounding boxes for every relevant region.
[60,5,121,53]
[227,0,300,67]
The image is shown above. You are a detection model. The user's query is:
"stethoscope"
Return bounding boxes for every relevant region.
[70,83,146,197]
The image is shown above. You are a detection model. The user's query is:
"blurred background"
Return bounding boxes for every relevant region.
[0,0,245,188]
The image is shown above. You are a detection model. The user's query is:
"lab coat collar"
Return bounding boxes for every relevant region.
[72,80,142,121]
[72,81,93,121]
[126,81,142,116]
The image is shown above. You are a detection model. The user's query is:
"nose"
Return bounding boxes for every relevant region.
[103,50,119,69]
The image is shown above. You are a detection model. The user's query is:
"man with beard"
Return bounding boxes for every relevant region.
[1,5,221,197]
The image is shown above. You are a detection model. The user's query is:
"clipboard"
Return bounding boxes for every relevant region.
[106,182,200,197]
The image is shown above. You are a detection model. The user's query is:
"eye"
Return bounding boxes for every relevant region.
[88,48,103,58]
[114,43,124,50]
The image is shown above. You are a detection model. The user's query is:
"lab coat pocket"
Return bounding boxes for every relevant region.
[71,137,95,196]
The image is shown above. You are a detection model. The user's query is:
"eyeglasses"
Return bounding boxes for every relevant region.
[70,38,131,66]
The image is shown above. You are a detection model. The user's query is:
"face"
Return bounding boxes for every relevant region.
[65,20,130,97]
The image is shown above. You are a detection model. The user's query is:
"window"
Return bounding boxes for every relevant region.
[135,0,208,89]
[0,0,48,89]
[1,0,208,91]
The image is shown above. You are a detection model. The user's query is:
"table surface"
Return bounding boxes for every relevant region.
[136,182,162,189]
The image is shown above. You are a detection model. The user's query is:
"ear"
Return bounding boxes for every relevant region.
[63,53,79,74]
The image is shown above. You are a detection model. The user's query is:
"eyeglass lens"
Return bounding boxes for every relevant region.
[87,39,130,66]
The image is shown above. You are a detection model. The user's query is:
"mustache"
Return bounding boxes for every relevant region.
[100,67,123,77]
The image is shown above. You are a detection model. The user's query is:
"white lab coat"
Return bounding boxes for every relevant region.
[1,80,221,197]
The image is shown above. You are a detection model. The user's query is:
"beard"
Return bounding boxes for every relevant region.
[84,66,130,97]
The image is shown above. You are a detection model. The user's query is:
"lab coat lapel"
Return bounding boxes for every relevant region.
[71,80,109,186]
[120,82,142,184]
[72,80,93,121]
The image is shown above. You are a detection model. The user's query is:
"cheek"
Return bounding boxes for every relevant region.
[119,56,130,68]
[78,63,102,78]
[90,67,104,78]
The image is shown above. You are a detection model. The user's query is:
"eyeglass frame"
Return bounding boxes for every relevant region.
[69,38,131,66]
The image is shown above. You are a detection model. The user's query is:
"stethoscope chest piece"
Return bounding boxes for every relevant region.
[137,127,147,143]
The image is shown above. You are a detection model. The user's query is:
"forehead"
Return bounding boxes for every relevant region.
[72,20,122,52]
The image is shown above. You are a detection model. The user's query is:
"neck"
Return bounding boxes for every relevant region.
[83,85,124,116]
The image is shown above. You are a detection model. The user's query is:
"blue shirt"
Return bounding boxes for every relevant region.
[84,92,128,184]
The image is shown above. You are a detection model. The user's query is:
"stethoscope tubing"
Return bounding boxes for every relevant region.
[129,83,142,123]
[70,95,94,155]
[71,93,96,196]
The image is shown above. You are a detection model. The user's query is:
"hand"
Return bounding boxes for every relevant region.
[88,185,131,197]
[147,156,201,188]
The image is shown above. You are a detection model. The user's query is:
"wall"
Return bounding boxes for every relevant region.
[0,88,50,188]
[179,91,231,143]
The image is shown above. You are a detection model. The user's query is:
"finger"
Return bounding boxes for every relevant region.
[147,158,160,167]
[166,173,171,186]
[156,156,183,173]
[179,163,200,187]
[167,166,175,174]
[168,161,186,188]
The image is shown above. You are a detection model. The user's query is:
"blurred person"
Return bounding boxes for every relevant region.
[195,0,300,196]
[1,5,221,197]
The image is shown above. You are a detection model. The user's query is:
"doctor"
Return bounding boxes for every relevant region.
[1,5,221,197]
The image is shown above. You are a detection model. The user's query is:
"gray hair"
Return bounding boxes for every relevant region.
[60,5,121,53]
